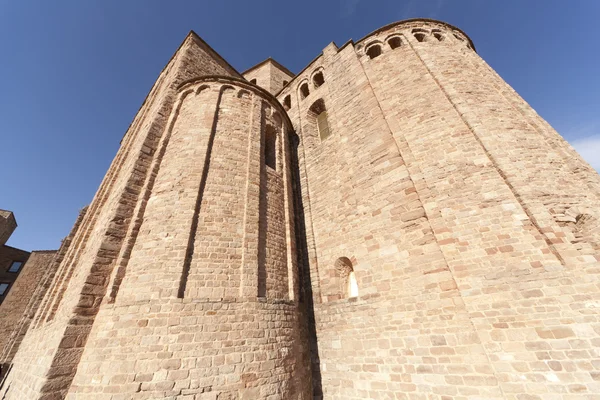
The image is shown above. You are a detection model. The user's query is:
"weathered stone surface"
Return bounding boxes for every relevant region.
[1,18,600,400]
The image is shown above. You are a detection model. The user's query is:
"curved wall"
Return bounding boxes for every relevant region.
[281,19,600,399]
[63,78,310,399]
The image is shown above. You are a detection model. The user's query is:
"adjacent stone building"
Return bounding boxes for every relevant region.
[0,210,59,378]
[1,18,599,399]
[0,210,30,306]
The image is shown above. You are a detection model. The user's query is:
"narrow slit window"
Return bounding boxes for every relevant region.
[0,283,9,296]
[348,271,359,298]
[317,111,330,141]
[309,99,331,142]
[8,261,23,273]
[366,45,382,59]
[283,95,291,111]
[433,33,444,41]
[265,126,277,170]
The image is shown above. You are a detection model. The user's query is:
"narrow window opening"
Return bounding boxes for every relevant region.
[334,257,358,299]
[366,45,382,59]
[283,95,291,111]
[309,99,330,141]
[433,33,445,42]
[313,71,325,88]
[299,83,310,99]
[265,126,277,170]
[348,271,359,298]
[388,37,402,49]
[0,283,9,296]
[414,33,427,42]
[8,261,22,273]
[250,78,257,84]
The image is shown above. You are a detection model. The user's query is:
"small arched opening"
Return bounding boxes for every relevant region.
[299,82,310,99]
[283,80,289,86]
[335,257,358,299]
[308,99,330,141]
[283,95,291,111]
[432,30,445,42]
[366,44,382,59]
[414,33,427,42]
[250,78,257,84]
[313,71,325,88]
[388,36,402,49]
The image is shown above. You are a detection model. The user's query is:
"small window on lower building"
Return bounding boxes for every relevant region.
[250,78,257,84]
[8,261,23,273]
[0,283,9,296]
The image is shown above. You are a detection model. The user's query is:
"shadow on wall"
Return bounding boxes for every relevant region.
[289,132,323,398]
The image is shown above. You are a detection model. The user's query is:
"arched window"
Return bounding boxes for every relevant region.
[335,257,358,299]
[432,29,445,42]
[388,36,402,49]
[414,33,427,42]
[313,71,325,88]
[283,95,291,111]
[264,125,277,170]
[250,78,257,84]
[299,82,310,99]
[309,99,330,141]
[412,28,428,43]
[366,44,382,59]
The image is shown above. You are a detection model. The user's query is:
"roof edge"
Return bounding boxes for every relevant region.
[242,57,295,78]
[356,18,476,51]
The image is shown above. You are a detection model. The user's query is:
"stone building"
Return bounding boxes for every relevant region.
[0,210,30,307]
[0,210,58,376]
[1,18,599,399]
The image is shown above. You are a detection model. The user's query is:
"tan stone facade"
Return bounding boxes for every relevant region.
[1,18,599,399]
[0,210,60,377]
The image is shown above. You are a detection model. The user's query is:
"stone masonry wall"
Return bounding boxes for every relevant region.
[0,251,56,363]
[0,246,30,306]
[280,19,600,400]
[243,60,294,95]
[0,33,242,400]
[65,78,310,399]
[0,211,17,246]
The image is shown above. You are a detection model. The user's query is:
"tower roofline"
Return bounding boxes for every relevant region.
[241,57,295,78]
[355,18,476,51]
[120,30,242,144]
[275,18,475,96]
[177,74,294,127]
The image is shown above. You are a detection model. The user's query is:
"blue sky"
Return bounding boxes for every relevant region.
[1,0,599,251]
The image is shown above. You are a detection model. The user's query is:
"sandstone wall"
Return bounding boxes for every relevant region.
[65,78,310,399]
[0,211,17,246]
[243,60,294,95]
[279,19,600,400]
[0,33,243,400]
[0,246,30,306]
[0,251,56,362]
